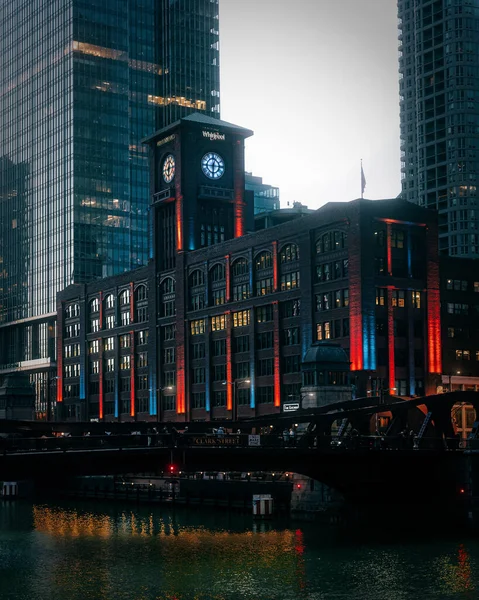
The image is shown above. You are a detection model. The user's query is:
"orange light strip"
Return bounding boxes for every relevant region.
[176,344,186,414]
[225,255,231,302]
[130,330,135,418]
[57,305,63,403]
[387,288,395,390]
[349,235,363,371]
[99,335,104,420]
[226,312,233,411]
[427,227,442,374]
[387,223,393,276]
[273,302,281,407]
[176,195,183,250]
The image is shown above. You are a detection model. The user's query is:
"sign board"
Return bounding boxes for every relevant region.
[283,402,300,413]
[248,434,261,447]
[202,130,225,141]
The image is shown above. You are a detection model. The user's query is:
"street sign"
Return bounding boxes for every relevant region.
[248,434,261,446]
[283,402,300,413]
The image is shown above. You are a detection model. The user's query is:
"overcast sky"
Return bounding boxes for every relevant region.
[220,0,401,208]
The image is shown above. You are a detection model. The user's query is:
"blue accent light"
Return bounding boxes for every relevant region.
[188,217,195,251]
[79,364,85,400]
[149,371,157,415]
[148,208,154,260]
[114,379,119,418]
[362,312,377,370]
[250,366,255,409]
[205,368,211,412]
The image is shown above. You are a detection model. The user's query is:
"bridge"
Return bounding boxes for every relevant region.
[1,391,478,506]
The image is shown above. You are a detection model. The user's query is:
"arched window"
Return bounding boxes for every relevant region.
[161,277,175,295]
[104,294,115,310]
[190,269,205,287]
[255,251,272,271]
[210,263,226,282]
[90,298,100,314]
[135,284,148,302]
[316,231,347,254]
[280,243,299,263]
[119,289,130,306]
[322,232,332,253]
[232,257,249,277]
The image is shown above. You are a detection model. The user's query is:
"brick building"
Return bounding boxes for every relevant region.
[56,114,447,422]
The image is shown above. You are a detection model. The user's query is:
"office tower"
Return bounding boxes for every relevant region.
[398,0,479,257]
[245,172,280,214]
[0,0,220,416]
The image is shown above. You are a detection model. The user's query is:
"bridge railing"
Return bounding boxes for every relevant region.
[0,432,477,454]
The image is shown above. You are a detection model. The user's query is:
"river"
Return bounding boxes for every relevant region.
[0,499,477,600]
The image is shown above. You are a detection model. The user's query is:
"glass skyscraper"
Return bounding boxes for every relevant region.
[0,0,220,415]
[398,0,479,257]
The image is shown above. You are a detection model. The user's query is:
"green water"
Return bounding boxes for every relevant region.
[0,500,478,600]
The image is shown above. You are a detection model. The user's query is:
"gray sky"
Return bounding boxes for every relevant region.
[220,0,401,208]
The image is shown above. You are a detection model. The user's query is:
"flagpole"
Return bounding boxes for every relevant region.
[361,159,363,199]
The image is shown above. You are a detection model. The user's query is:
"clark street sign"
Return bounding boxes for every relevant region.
[283,402,300,413]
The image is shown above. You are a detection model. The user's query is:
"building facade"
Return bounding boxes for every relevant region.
[56,115,445,422]
[245,172,280,214]
[0,0,220,417]
[398,0,479,258]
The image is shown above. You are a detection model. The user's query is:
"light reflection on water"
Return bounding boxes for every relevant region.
[0,501,478,600]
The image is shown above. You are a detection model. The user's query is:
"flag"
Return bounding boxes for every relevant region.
[361,162,366,197]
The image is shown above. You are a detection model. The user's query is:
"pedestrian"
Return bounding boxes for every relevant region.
[217,426,225,439]
[289,427,295,447]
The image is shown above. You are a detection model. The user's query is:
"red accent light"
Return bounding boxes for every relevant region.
[225,255,231,302]
[176,343,186,414]
[296,484,301,489]
[349,235,363,371]
[272,241,278,291]
[176,195,183,251]
[460,488,465,494]
[387,288,395,390]
[129,282,134,323]
[226,312,233,411]
[99,333,104,420]
[130,330,135,418]
[386,223,393,276]
[426,229,442,374]
[273,302,281,407]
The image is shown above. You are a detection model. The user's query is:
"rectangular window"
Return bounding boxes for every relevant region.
[120,355,131,370]
[213,364,226,381]
[90,319,100,333]
[190,293,205,311]
[120,378,131,392]
[234,336,250,353]
[280,272,300,291]
[119,334,131,348]
[237,388,250,406]
[391,290,405,307]
[235,362,250,379]
[193,368,206,384]
[191,342,206,359]
[376,288,386,306]
[233,310,250,327]
[89,381,100,395]
[163,395,176,411]
[136,307,148,323]
[283,327,300,345]
[136,330,148,346]
[106,358,115,372]
[104,379,115,394]
[343,289,349,307]
[280,299,301,318]
[164,348,176,364]
[212,289,226,306]
[106,315,115,329]
[163,301,175,317]
[233,283,250,301]
[121,311,130,326]
[391,229,405,248]
[137,352,148,368]
[90,360,100,375]
[104,337,114,351]
[411,291,421,309]
[256,305,274,322]
[192,392,206,409]
[89,340,99,354]
[324,321,331,339]
[213,391,227,407]
[136,375,148,391]
[257,358,274,376]
[256,277,274,296]
[211,315,226,331]
[212,339,227,356]
[163,325,176,341]
[317,323,323,341]
[257,386,274,404]
[190,319,205,335]
[165,371,176,387]
[282,355,301,374]
[256,331,274,349]
[474,282,479,293]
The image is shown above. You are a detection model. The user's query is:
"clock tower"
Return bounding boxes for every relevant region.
[143,113,254,270]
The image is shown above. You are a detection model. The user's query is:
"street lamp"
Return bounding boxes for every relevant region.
[157,386,174,423]
[222,379,251,421]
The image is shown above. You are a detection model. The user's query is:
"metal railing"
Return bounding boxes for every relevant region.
[0,433,476,455]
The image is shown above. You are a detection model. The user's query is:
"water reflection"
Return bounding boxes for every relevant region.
[0,501,478,600]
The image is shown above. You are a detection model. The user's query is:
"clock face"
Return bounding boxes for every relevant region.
[201,152,225,180]
[162,154,175,184]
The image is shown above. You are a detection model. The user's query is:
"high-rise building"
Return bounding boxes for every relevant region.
[398,0,479,258]
[0,0,220,416]
[245,172,280,214]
